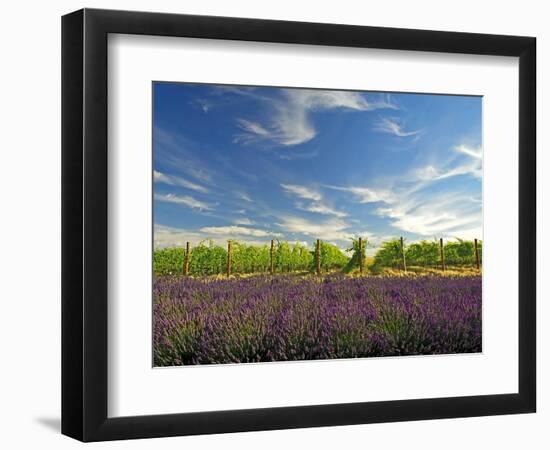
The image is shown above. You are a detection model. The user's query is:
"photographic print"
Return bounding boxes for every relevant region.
[152,83,482,367]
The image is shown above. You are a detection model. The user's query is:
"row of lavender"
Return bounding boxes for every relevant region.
[153,275,482,366]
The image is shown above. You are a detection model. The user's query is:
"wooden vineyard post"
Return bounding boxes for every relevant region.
[474,238,480,270]
[440,238,446,272]
[400,237,407,272]
[359,237,364,274]
[184,241,190,276]
[227,241,232,277]
[316,239,321,275]
[270,239,275,275]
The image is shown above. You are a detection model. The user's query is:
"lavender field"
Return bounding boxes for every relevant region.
[153,274,482,366]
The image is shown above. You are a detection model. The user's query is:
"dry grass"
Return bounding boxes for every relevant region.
[370,265,481,278]
[174,265,481,282]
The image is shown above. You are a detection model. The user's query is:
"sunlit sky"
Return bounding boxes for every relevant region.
[153,83,482,254]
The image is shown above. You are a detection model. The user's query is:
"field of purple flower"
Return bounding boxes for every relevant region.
[153,274,481,366]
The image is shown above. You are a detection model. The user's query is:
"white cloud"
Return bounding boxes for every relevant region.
[415,161,481,181]
[413,145,482,181]
[386,209,480,237]
[154,224,278,248]
[298,202,348,218]
[154,224,203,248]
[154,224,391,255]
[281,184,347,218]
[236,119,272,139]
[325,142,482,239]
[154,193,212,211]
[374,117,422,137]
[153,170,209,193]
[280,184,322,201]
[233,217,254,225]
[213,85,265,99]
[235,89,397,147]
[289,89,372,110]
[276,216,351,241]
[413,165,442,181]
[237,192,254,203]
[455,144,482,159]
[374,192,482,238]
[200,226,283,238]
[326,185,395,204]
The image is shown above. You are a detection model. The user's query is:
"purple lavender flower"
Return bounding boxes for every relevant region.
[153,275,482,366]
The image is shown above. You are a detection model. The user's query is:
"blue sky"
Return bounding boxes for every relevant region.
[153,83,482,254]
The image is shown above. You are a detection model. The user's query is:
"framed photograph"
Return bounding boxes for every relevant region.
[61,8,536,442]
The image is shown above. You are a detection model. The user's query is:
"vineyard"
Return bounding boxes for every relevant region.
[153,237,482,277]
[372,238,482,270]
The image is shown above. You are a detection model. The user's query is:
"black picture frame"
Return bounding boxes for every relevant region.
[62,8,536,442]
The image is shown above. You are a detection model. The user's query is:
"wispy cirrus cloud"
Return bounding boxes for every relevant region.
[154,224,205,248]
[154,84,482,251]
[236,119,272,140]
[281,183,348,218]
[326,143,482,238]
[413,145,482,181]
[235,89,397,147]
[374,193,481,237]
[200,225,282,238]
[154,127,212,183]
[154,193,213,211]
[413,161,480,181]
[154,223,280,248]
[237,192,254,203]
[297,202,348,218]
[325,185,395,204]
[233,217,254,226]
[455,144,482,160]
[154,170,209,193]
[374,117,422,137]
[280,183,322,202]
[275,216,351,241]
